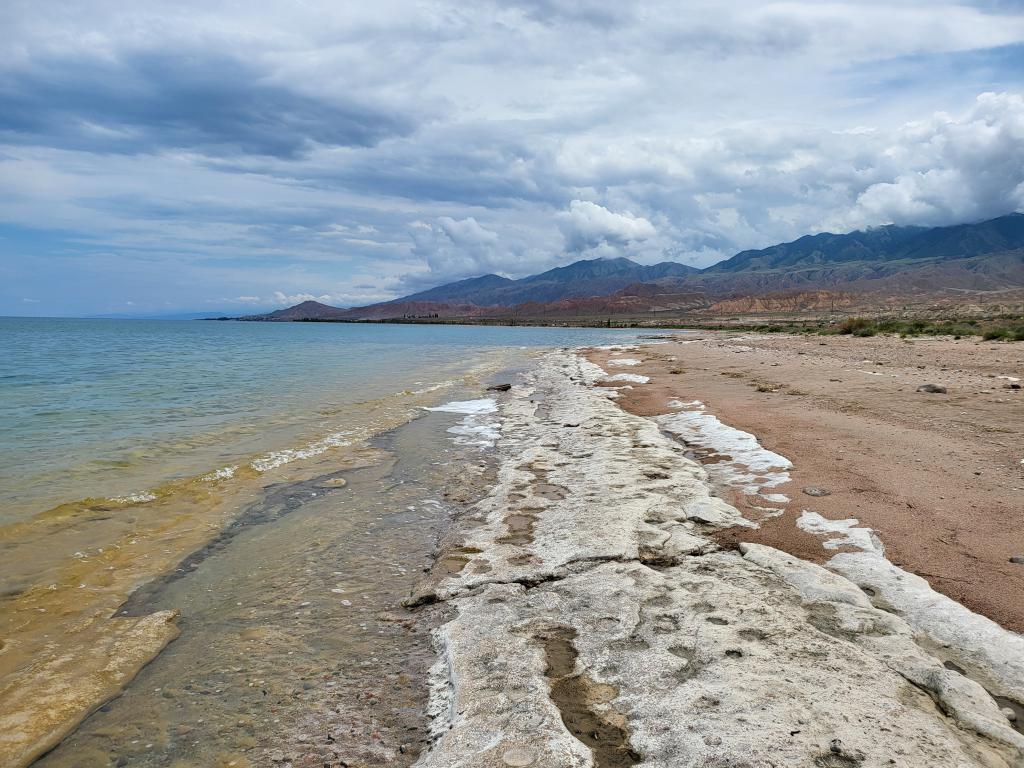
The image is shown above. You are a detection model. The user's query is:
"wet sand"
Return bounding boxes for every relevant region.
[588,332,1024,632]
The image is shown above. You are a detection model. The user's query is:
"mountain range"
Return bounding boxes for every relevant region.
[246,213,1024,321]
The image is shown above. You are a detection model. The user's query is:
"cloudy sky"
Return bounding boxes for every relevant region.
[2,0,1024,316]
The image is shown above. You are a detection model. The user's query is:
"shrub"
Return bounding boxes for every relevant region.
[837,317,873,335]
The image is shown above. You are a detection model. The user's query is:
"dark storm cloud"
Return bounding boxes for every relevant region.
[0,49,414,157]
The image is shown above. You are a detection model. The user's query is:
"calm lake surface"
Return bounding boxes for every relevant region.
[0,318,641,524]
[1,318,649,766]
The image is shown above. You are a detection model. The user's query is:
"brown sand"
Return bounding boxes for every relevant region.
[588,332,1024,633]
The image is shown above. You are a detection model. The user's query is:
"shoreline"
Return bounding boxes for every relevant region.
[0,356,509,768]
[586,332,1024,633]
[6,334,1023,765]
[409,346,1024,766]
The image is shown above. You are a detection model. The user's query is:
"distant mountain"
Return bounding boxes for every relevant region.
[397,273,514,304]
[707,213,1024,274]
[394,257,699,307]
[242,213,1024,321]
[250,300,352,321]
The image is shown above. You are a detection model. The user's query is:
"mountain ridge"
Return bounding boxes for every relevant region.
[241,213,1024,321]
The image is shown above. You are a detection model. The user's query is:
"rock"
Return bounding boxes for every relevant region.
[802,486,831,497]
[1010,555,1024,565]
[1003,706,1018,722]
[501,747,536,766]
[487,383,512,392]
[917,384,947,394]
[1007,383,1022,390]
[413,352,1024,768]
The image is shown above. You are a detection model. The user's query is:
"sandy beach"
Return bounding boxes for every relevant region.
[587,333,1024,632]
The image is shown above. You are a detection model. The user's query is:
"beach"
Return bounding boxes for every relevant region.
[586,332,1024,633]
[0,321,643,767]
[408,335,1024,766]
[3,324,1024,766]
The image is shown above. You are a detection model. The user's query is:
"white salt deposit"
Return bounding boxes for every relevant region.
[658,406,792,498]
[605,373,650,384]
[425,398,501,447]
[796,510,884,554]
[424,399,498,415]
[668,399,705,409]
[607,358,642,366]
[829,551,1024,703]
[794,510,1024,704]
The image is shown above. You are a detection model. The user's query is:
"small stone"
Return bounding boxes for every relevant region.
[1007,383,1022,390]
[502,746,535,766]
[1010,555,1024,565]
[1002,706,1017,722]
[487,383,513,392]
[916,384,947,394]
[802,486,831,497]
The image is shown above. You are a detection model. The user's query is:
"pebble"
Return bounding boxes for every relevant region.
[1002,707,1017,722]
[917,384,947,394]
[802,487,831,497]
[1010,555,1024,565]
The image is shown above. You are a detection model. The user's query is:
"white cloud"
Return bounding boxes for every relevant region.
[837,92,1024,228]
[557,200,657,253]
[2,1,1024,313]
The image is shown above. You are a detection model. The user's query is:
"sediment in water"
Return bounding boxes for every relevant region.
[0,358,509,768]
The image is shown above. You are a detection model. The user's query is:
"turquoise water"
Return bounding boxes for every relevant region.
[0,318,640,523]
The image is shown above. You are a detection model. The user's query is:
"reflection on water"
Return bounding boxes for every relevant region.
[37,405,486,767]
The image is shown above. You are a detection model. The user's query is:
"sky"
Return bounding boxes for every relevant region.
[1,1,1024,316]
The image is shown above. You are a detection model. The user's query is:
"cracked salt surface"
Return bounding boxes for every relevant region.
[656,397,1024,735]
[412,351,1024,766]
[795,507,1024,710]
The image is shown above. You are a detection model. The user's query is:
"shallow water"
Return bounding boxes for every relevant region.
[0,320,642,766]
[36,408,478,767]
[0,318,640,524]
